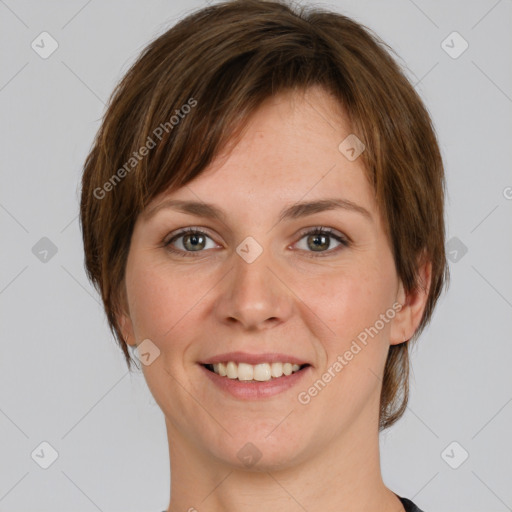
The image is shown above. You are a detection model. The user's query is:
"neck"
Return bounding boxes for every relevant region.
[164,410,404,512]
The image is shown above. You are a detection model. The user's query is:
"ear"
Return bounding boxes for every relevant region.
[389,252,432,346]
[117,312,136,347]
[115,286,136,347]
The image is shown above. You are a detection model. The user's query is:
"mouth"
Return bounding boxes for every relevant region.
[199,360,312,400]
[201,361,311,382]
[197,351,313,399]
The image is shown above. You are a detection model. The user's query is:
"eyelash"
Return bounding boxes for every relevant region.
[163,226,350,258]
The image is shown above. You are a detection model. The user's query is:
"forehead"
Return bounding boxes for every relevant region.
[145,87,378,222]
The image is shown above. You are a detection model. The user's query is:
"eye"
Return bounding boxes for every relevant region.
[163,227,218,256]
[163,226,350,258]
[294,227,349,256]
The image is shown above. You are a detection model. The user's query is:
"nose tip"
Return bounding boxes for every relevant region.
[214,242,293,330]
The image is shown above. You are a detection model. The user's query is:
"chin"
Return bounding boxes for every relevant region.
[206,427,310,472]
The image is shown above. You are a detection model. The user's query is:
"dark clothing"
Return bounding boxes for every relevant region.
[160,495,424,511]
[398,495,425,512]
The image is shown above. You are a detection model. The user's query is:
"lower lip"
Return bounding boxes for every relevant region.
[199,364,312,400]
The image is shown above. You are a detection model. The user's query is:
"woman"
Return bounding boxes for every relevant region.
[80,1,449,511]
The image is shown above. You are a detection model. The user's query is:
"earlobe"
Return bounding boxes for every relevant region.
[117,310,136,347]
[389,281,409,346]
[390,256,432,346]
[116,284,136,347]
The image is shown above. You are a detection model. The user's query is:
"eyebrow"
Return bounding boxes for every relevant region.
[143,197,373,223]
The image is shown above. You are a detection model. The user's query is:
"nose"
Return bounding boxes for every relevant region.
[213,242,294,331]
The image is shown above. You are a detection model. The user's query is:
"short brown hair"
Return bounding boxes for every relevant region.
[80,0,450,430]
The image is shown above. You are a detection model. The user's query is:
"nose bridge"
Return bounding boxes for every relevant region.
[215,236,292,329]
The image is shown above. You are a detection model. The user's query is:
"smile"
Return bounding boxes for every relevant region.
[200,362,312,400]
[204,361,308,381]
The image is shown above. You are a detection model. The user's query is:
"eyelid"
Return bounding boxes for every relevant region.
[291,226,350,257]
[295,225,350,243]
[164,226,215,243]
[163,226,221,250]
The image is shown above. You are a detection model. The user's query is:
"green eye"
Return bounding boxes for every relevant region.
[294,227,349,256]
[163,226,349,258]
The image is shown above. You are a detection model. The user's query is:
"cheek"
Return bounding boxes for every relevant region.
[301,258,397,403]
[124,258,202,342]
[301,269,394,415]
[304,261,393,341]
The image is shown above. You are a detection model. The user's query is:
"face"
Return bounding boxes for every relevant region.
[118,86,427,471]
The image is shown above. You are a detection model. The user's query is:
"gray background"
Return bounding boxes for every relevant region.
[1,0,511,511]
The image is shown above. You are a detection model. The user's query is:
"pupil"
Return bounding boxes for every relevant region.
[185,234,204,251]
[310,234,328,251]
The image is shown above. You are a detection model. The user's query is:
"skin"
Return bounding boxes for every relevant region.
[117,85,431,512]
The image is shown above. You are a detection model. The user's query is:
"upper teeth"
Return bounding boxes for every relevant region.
[212,362,302,381]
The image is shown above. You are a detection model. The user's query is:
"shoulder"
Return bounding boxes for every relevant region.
[398,495,426,512]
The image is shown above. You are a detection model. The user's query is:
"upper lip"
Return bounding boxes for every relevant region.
[198,351,311,366]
